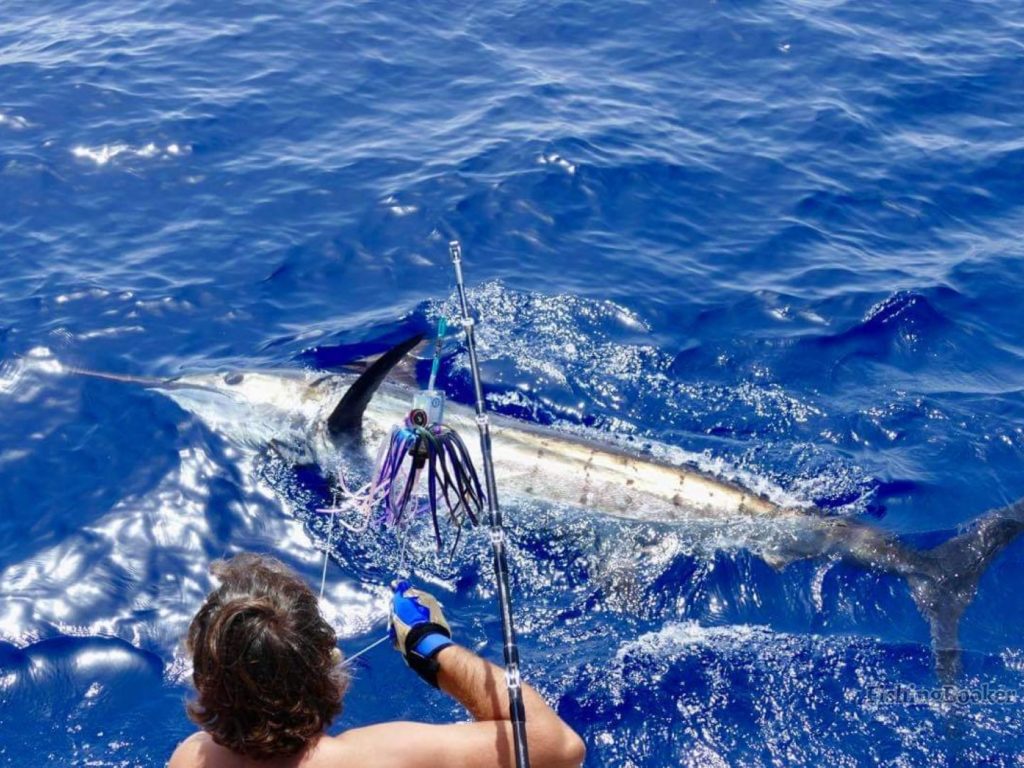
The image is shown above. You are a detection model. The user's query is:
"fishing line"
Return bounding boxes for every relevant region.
[317,480,417,668]
[318,493,339,601]
[341,634,391,666]
[317,496,393,669]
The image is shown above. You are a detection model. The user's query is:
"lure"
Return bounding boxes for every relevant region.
[320,316,483,554]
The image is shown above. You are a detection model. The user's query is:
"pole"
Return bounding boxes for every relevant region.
[449,240,530,768]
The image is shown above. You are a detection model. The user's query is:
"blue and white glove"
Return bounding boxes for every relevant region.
[389,580,454,688]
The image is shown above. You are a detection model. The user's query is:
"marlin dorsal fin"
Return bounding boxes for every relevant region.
[327,333,424,436]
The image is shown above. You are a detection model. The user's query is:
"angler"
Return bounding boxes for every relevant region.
[168,553,585,768]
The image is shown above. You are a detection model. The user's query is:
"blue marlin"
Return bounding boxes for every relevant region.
[74,336,1024,680]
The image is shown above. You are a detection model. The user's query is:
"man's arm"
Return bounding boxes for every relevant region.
[435,644,585,766]
[337,644,584,768]
[338,582,584,768]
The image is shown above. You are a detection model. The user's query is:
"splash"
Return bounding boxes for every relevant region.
[569,619,1021,766]
[429,282,860,511]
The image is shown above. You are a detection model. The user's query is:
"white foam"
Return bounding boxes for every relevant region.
[76,325,145,340]
[0,347,65,398]
[26,346,60,365]
[382,196,418,216]
[55,288,111,304]
[71,142,191,166]
[72,143,130,165]
[0,360,23,396]
[539,152,577,175]
[0,111,29,130]
[429,280,836,517]
[616,620,771,663]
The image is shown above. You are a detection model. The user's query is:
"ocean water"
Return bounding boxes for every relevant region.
[2,0,1024,765]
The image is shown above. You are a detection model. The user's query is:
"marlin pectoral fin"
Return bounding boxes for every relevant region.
[326,333,425,436]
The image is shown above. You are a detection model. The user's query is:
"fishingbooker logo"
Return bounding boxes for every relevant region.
[866,683,1022,706]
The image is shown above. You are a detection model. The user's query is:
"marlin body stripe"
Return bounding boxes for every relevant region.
[373,387,781,522]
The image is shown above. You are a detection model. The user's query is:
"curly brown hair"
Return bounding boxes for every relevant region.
[185,553,348,759]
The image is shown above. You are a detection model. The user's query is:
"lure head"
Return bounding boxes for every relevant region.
[411,389,445,426]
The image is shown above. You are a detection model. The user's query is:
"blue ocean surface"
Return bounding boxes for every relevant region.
[2,0,1024,765]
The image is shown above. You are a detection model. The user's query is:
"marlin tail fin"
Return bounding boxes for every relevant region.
[905,498,1024,681]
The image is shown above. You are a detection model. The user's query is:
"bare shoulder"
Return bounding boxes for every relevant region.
[167,732,213,768]
[167,722,538,768]
[312,722,451,768]
[320,720,527,768]
[168,730,373,768]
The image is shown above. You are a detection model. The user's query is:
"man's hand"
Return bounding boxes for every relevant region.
[389,580,454,688]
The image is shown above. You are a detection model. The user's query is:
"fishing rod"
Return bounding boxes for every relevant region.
[449,240,531,768]
[317,242,531,768]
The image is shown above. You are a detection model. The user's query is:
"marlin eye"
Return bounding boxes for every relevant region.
[223,373,244,386]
